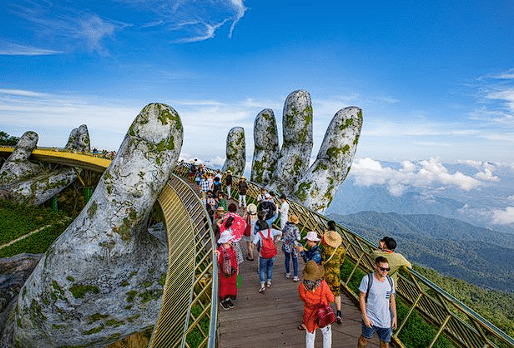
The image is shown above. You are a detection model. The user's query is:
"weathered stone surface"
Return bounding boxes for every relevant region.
[10,103,183,348]
[65,124,91,151]
[0,132,42,186]
[293,107,363,212]
[0,254,43,316]
[250,109,279,185]
[0,126,92,205]
[222,127,245,176]
[268,90,313,195]
[227,90,363,213]
[8,169,78,206]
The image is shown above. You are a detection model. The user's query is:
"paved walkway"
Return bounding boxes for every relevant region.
[217,231,381,348]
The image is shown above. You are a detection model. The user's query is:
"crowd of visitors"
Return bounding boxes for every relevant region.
[188,163,408,348]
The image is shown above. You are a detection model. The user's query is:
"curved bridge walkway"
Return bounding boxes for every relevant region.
[217,241,379,348]
[2,148,513,348]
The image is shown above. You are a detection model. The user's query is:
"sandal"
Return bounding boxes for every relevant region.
[246,256,254,261]
[297,324,306,330]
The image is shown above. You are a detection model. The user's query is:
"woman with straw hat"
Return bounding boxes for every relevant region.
[321,220,345,324]
[298,260,335,348]
[242,203,258,261]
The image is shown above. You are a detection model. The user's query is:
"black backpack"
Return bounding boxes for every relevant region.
[365,273,393,303]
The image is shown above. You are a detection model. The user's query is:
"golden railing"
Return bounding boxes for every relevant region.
[3,145,513,348]
[175,162,514,348]
[150,174,218,348]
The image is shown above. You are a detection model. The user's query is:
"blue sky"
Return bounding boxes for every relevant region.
[1,0,514,165]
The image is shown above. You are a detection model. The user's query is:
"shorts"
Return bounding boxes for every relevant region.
[361,322,392,343]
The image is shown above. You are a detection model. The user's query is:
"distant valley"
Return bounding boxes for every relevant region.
[328,211,514,293]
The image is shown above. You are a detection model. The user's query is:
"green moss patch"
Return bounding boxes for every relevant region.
[69,284,99,299]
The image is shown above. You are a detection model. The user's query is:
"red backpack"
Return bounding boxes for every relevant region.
[259,229,277,259]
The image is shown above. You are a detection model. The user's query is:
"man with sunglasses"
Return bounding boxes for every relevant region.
[357,256,397,348]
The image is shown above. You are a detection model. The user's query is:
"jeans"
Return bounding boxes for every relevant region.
[284,251,298,277]
[306,325,331,348]
[258,256,274,284]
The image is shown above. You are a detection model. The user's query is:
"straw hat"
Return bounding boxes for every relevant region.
[218,231,234,244]
[303,260,325,281]
[241,175,246,180]
[323,231,342,249]
[288,214,299,224]
[226,170,232,174]
[216,206,225,212]
[303,231,320,242]
[247,203,257,215]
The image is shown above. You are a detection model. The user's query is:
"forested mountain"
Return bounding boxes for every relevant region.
[329,211,514,293]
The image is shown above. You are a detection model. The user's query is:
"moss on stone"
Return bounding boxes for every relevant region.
[293,157,304,174]
[139,289,162,303]
[143,281,152,288]
[124,305,132,310]
[126,314,140,323]
[29,299,47,322]
[315,162,328,172]
[52,324,66,330]
[121,280,129,287]
[69,284,99,299]
[83,325,104,335]
[159,273,166,286]
[88,313,109,324]
[126,290,137,303]
[295,182,311,202]
[105,319,124,327]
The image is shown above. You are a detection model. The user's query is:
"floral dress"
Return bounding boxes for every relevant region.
[281,222,300,255]
[321,245,345,296]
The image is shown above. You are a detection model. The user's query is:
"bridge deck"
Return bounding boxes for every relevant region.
[217,215,382,348]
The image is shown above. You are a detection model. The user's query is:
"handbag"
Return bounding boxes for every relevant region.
[316,283,336,328]
[244,215,252,237]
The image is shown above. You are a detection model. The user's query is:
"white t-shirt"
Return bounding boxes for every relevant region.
[358,273,395,328]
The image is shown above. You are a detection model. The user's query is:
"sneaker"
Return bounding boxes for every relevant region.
[293,276,300,282]
[220,300,230,310]
[258,286,266,293]
[227,299,235,308]
[285,273,291,279]
[336,315,342,324]
[266,280,272,287]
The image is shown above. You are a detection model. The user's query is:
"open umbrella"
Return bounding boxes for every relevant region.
[219,212,247,242]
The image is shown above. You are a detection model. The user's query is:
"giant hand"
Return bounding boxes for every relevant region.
[223,90,362,213]
[9,104,183,348]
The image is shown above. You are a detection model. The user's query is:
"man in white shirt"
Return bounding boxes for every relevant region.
[358,256,397,348]
[279,194,289,230]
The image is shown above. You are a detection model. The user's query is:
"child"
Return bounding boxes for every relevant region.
[298,260,335,348]
[296,231,322,265]
[217,230,238,310]
[253,220,282,293]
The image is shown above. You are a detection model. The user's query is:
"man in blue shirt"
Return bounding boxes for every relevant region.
[296,231,322,265]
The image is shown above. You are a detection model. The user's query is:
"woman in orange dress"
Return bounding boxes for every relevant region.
[298,260,335,348]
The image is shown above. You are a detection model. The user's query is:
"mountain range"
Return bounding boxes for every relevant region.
[328,211,514,293]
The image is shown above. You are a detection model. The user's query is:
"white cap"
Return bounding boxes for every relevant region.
[303,231,320,242]
[218,230,234,244]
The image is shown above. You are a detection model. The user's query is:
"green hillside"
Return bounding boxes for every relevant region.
[329,211,514,338]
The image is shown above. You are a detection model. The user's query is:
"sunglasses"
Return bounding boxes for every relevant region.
[378,266,390,272]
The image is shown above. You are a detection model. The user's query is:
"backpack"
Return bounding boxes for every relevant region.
[259,229,277,259]
[222,247,236,277]
[365,272,393,303]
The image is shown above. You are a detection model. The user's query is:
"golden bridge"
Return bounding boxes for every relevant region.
[1,147,513,348]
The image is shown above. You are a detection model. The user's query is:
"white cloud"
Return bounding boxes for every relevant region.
[492,206,514,225]
[351,157,485,196]
[0,42,63,56]
[508,195,514,201]
[474,168,500,182]
[78,15,116,51]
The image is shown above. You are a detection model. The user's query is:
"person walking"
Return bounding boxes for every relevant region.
[321,221,345,324]
[279,194,290,230]
[282,214,301,281]
[225,170,233,199]
[238,176,249,208]
[253,219,282,293]
[242,203,258,261]
[216,230,238,310]
[357,256,397,348]
[298,260,335,348]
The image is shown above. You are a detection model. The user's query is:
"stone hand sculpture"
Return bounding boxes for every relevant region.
[222,127,246,175]
[7,103,183,348]
[0,125,91,205]
[224,90,362,213]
